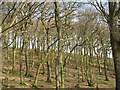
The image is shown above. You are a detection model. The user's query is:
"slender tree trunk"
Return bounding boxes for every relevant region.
[34,63,40,85]
[87,46,94,86]
[33,40,41,85]
[39,42,44,74]
[54,1,64,89]
[6,34,9,61]
[19,38,24,84]
[97,53,101,75]
[24,38,29,76]
[12,33,16,71]
[46,29,51,82]
[103,49,109,81]
[31,38,35,68]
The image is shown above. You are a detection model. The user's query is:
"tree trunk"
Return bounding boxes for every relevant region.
[42,40,45,74]
[108,2,120,90]
[97,53,101,75]
[24,38,29,76]
[19,38,24,84]
[12,34,16,71]
[54,1,64,89]
[103,49,109,81]
[46,29,51,82]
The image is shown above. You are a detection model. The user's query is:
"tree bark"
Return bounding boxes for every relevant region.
[108,2,120,90]
[54,1,64,89]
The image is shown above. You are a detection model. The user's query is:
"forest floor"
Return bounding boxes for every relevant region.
[1,49,116,89]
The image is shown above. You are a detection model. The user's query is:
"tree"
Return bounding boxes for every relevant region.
[91,1,120,89]
[54,1,64,89]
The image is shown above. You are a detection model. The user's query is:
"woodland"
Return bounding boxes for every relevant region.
[0,1,120,90]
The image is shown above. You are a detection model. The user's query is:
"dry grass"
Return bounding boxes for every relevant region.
[1,49,115,88]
